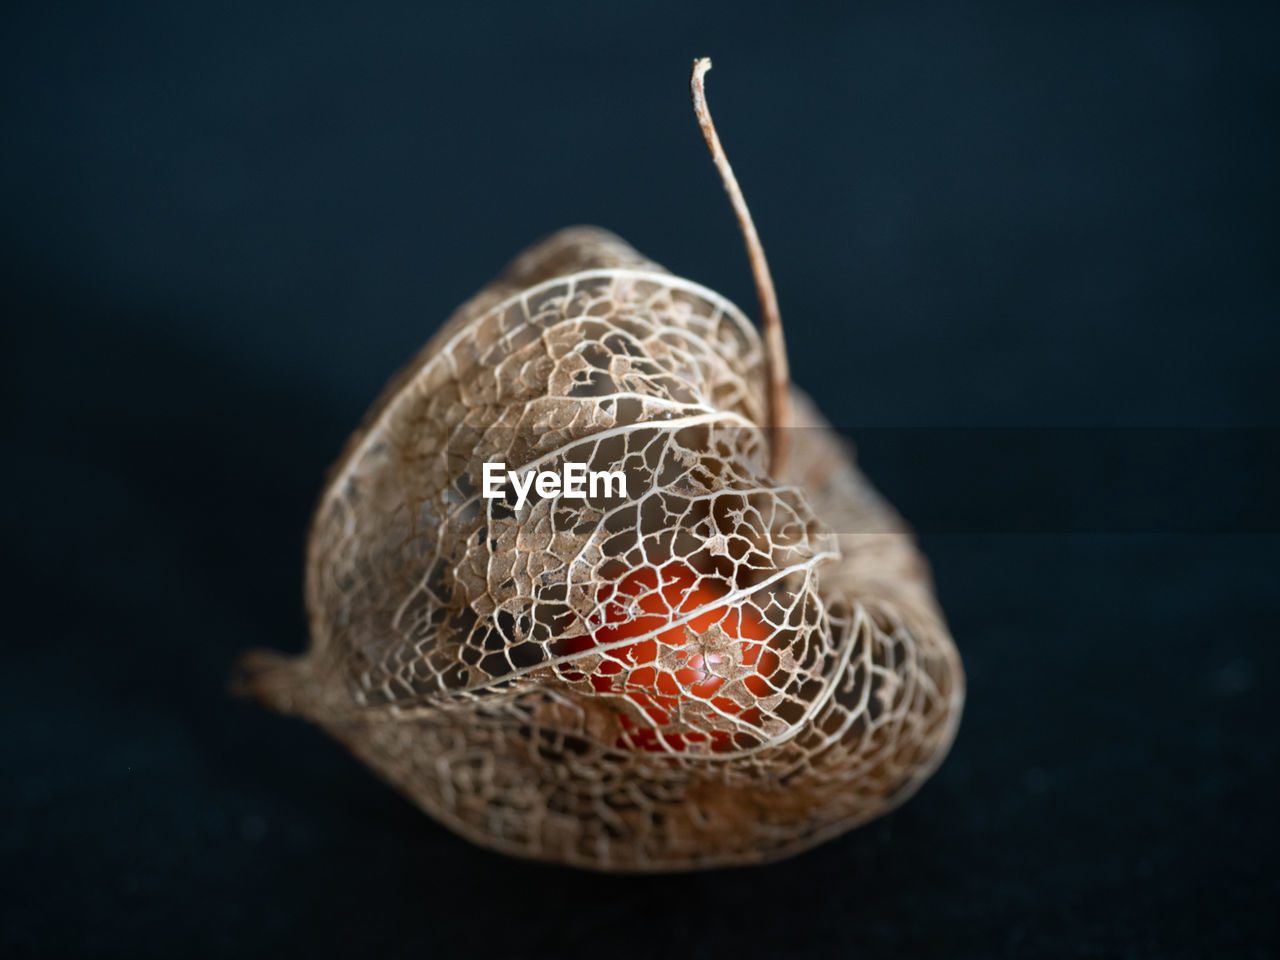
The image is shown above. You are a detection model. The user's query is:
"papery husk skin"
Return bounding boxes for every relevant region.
[241,227,964,872]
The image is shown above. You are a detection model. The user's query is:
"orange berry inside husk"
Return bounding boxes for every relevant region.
[559,561,779,752]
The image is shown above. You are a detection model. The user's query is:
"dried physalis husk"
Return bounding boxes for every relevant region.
[239,59,963,871]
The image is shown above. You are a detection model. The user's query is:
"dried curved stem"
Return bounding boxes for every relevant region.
[690,56,790,476]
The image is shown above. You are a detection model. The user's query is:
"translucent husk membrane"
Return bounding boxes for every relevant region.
[240,228,964,871]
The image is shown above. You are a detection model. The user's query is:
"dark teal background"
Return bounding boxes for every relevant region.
[3,2,1277,957]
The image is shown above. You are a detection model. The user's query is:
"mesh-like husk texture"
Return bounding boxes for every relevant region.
[243,227,964,871]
